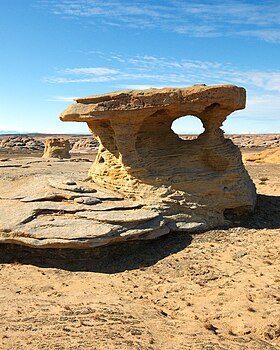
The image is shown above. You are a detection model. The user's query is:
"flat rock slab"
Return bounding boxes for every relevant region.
[0,176,175,248]
[76,208,160,224]
[48,179,97,193]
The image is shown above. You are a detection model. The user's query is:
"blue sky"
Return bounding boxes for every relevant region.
[0,0,280,134]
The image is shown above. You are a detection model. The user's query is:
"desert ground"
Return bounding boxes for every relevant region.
[0,134,279,350]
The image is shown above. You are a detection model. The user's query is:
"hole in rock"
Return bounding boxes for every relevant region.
[98,156,105,163]
[171,115,204,140]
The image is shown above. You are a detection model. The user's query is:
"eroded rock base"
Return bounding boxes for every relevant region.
[0,153,256,249]
[0,173,253,248]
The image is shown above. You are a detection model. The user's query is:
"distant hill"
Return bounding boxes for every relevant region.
[0,130,31,135]
[0,131,91,136]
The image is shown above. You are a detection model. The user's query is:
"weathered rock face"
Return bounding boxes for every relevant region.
[0,174,169,248]
[43,138,71,159]
[60,85,257,231]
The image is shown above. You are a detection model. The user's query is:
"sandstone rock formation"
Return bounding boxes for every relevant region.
[0,85,257,249]
[42,137,71,159]
[60,85,257,231]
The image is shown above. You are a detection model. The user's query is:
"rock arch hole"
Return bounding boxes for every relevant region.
[171,115,204,140]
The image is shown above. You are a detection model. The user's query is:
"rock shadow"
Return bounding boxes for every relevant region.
[227,194,280,230]
[0,195,278,273]
[0,232,192,274]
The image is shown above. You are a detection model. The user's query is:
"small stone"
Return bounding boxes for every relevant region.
[81,197,101,205]
[48,179,97,193]
[65,181,77,185]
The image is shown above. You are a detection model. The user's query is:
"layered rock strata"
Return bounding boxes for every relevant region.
[0,85,257,249]
[60,85,257,231]
[0,176,169,248]
[43,137,71,159]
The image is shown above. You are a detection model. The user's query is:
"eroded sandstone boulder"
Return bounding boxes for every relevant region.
[60,85,257,230]
[0,85,257,249]
[43,137,71,159]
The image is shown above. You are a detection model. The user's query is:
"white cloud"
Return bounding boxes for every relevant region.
[44,54,280,94]
[62,67,120,75]
[44,76,118,83]
[44,53,280,133]
[230,71,280,92]
[38,0,280,42]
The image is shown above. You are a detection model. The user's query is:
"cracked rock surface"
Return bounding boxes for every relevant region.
[0,161,171,247]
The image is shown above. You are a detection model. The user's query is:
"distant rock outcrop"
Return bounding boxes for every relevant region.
[71,138,99,153]
[229,134,280,148]
[0,136,44,152]
[42,138,71,159]
[243,147,280,164]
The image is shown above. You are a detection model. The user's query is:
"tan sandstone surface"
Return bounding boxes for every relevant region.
[0,150,279,350]
[243,147,280,164]
[59,85,256,235]
[0,85,258,248]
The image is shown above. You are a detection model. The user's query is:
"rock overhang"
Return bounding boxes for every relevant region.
[59,85,246,122]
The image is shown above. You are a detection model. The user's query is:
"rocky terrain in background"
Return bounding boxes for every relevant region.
[227,134,280,149]
[1,134,279,156]
[180,133,280,149]
[0,134,99,155]
[0,136,45,153]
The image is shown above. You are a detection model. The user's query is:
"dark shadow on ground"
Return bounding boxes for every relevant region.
[229,194,280,229]
[0,194,278,273]
[0,232,192,273]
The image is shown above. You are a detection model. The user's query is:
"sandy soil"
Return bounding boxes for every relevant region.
[0,151,279,350]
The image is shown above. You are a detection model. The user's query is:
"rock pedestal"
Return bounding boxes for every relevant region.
[60,85,257,231]
[0,85,257,248]
[43,138,71,159]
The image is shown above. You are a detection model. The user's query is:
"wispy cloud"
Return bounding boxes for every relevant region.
[42,51,280,133]
[44,53,280,94]
[62,67,120,75]
[38,0,280,42]
[44,66,121,83]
